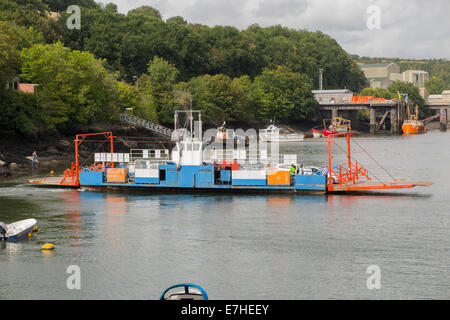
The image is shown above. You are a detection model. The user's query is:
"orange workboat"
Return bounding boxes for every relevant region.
[402,104,427,134]
[402,120,427,134]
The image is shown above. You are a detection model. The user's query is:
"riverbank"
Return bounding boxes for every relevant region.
[0,124,171,178]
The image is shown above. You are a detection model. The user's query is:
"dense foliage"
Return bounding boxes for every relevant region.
[1,1,444,135]
[20,42,120,129]
[425,77,447,95]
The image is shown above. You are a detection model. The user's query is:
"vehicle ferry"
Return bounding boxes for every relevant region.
[27,111,431,194]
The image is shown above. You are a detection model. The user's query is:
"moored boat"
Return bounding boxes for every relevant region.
[0,218,37,241]
[402,103,427,134]
[402,120,427,134]
[312,117,351,138]
[259,124,305,142]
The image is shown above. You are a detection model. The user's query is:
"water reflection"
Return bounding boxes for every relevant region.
[105,194,127,250]
[267,196,292,208]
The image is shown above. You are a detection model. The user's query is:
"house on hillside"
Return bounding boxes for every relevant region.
[5,76,38,94]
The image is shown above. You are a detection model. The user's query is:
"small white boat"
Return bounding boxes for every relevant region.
[0,218,37,241]
[259,125,305,142]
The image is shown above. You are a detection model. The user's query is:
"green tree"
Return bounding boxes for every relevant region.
[252,66,317,121]
[388,81,429,118]
[20,42,120,129]
[127,6,162,19]
[0,0,59,42]
[0,21,21,85]
[388,81,424,107]
[143,56,179,124]
[0,89,41,133]
[425,76,446,94]
[185,74,253,124]
[359,87,394,99]
[42,0,99,11]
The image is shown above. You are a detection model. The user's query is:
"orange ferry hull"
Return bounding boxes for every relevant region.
[402,123,426,134]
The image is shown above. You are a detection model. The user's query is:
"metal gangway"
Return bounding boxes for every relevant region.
[119,113,173,138]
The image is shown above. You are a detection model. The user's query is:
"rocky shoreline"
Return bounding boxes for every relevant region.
[0,124,166,179]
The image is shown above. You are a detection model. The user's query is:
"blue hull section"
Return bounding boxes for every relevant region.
[295,175,327,191]
[135,177,159,184]
[5,225,35,242]
[79,166,326,193]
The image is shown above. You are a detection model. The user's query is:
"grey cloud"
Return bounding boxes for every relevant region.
[253,0,309,19]
[184,0,246,26]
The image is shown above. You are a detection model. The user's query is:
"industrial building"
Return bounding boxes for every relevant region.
[311,89,353,104]
[402,70,430,87]
[359,63,402,88]
[359,63,429,90]
[427,90,450,105]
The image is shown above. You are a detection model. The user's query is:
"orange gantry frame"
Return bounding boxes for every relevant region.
[326,133,432,192]
[60,132,114,187]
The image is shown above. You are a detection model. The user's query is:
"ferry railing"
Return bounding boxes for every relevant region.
[327,133,374,191]
[130,148,170,162]
[207,149,286,167]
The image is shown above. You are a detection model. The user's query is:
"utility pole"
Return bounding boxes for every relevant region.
[319,68,324,90]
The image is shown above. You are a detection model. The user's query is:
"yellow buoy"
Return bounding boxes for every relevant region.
[41,243,55,250]
[33,225,38,232]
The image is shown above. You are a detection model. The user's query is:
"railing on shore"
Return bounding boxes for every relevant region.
[119,113,173,138]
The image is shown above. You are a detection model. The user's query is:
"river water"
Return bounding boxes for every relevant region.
[0,130,449,299]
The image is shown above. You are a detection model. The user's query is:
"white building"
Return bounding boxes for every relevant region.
[402,70,429,87]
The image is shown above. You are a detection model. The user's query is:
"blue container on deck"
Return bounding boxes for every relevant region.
[79,170,104,186]
[294,174,326,191]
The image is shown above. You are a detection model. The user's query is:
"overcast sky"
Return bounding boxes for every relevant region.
[105,0,449,59]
